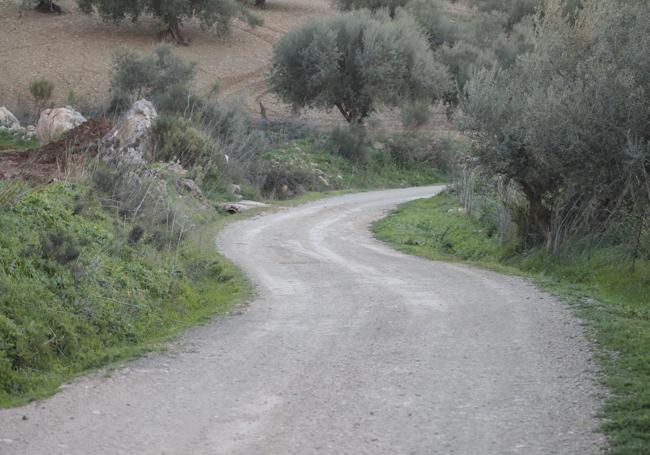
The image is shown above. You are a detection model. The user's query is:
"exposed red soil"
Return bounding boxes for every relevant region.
[0,117,112,180]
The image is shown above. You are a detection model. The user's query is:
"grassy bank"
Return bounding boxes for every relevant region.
[0,182,249,407]
[0,129,449,408]
[373,192,650,455]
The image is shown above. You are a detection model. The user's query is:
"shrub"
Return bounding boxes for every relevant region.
[468,0,537,29]
[128,225,145,245]
[152,116,219,167]
[386,134,458,172]
[406,0,460,48]
[40,230,81,265]
[437,41,495,102]
[29,78,55,112]
[332,0,409,15]
[108,46,196,114]
[400,101,432,130]
[270,10,452,124]
[329,125,372,165]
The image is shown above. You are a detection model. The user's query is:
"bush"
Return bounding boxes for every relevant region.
[40,230,81,265]
[406,0,460,48]
[400,101,432,130]
[152,116,219,167]
[385,134,458,172]
[29,78,55,111]
[329,125,372,165]
[109,46,196,114]
[270,10,452,124]
[468,0,537,29]
[437,41,495,102]
[332,0,410,15]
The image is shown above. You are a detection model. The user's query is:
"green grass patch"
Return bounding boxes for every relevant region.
[0,182,248,407]
[261,137,446,194]
[373,191,650,454]
[0,129,37,151]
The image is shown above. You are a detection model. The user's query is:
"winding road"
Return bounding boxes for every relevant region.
[0,186,603,454]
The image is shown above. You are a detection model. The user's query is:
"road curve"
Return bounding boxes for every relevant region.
[0,186,603,454]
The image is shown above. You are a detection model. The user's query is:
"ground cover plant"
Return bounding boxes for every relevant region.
[0,182,248,406]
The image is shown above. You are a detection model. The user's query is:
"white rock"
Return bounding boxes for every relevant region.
[218,200,269,214]
[0,107,20,130]
[100,100,158,167]
[36,106,86,143]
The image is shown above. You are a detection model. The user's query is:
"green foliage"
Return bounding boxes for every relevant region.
[461,0,650,250]
[109,46,196,113]
[374,191,650,454]
[332,0,409,15]
[152,115,219,167]
[400,100,432,130]
[374,192,503,261]
[39,230,81,264]
[468,0,537,29]
[259,135,446,198]
[0,182,247,406]
[0,130,37,152]
[77,0,260,43]
[385,134,462,173]
[406,0,460,47]
[329,125,372,165]
[270,10,452,124]
[29,78,55,107]
[437,41,495,99]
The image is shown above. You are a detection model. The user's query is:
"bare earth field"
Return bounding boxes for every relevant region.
[0,0,454,130]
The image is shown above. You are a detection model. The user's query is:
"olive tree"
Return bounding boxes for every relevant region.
[461,0,650,250]
[77,0,261,44]
[270,10,452,124]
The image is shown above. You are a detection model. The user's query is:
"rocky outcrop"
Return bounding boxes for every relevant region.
[36,107,87,143]
[100,100,157,167]
[0,107,20,130]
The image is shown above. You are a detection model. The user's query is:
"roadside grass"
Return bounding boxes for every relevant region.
[261,137,447,195]
[373,191,650,455]
[0,182,249,408]
[0,129,449,408]
[0,130,37,152]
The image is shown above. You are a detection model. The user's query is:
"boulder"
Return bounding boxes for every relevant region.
[36,107,86,143]
[218,200,270,214]
[228,183,242,196]
[178,178,203,197]
[0,107,20,130]
[100,100,157,167]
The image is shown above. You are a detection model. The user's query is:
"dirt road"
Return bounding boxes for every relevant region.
[0,186,603,454]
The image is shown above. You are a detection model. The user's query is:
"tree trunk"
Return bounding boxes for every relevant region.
[335,103,366,125]
[35,0,63,14]
[519,181,553,249]
[165,18,189,45]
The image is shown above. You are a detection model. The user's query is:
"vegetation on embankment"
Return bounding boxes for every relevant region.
[0,116,450,408]
[0,182,248,407]
[373,191,650,455]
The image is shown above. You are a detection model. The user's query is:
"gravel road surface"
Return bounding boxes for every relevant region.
[0,186,603,454]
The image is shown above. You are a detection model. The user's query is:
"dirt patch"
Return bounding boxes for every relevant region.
[0,117,112,180]
[0,0,455,132]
